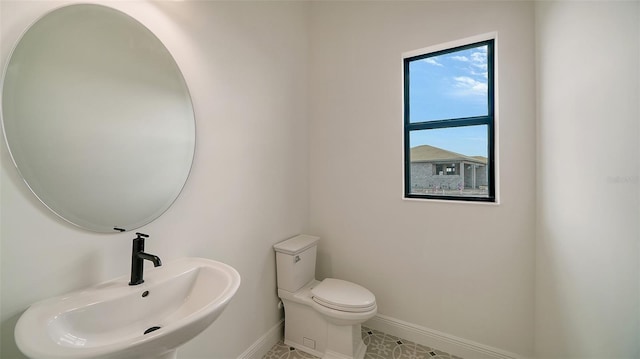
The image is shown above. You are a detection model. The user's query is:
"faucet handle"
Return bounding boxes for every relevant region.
[135,232,149,239]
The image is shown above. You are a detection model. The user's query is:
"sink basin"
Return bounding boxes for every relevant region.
[15,257,241,359]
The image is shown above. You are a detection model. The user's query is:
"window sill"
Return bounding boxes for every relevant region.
[402,196,500,206]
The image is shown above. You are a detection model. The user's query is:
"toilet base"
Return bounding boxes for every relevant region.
[284,325,367,359]
[281,296,368,359]
[284,339,325,358]
[282,295,328,356]
[323,323,367,359]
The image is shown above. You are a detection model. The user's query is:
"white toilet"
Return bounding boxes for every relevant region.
[274,235,377,359]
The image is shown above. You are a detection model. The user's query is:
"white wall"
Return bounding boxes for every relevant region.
[0,1,309,358]
[535,2,640,358]
[308,1,536,357]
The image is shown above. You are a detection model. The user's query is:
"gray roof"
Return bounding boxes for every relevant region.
[410,145,487,165]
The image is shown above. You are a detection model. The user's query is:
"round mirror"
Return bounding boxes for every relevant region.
[1,4,195,233]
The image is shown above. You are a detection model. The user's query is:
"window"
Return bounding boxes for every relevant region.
[404,39,495,202]
[435,163,457,175]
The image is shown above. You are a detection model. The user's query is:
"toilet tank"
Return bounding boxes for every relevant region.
[273,235,319,292]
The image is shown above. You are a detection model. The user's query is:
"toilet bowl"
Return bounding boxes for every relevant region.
[274,235,377,359]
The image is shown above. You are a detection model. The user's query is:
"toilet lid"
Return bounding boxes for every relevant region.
[311,278,376,312]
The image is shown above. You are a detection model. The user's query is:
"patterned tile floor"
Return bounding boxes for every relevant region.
[263,326,463,359]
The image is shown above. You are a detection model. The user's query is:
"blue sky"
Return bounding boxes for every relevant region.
[408,44,489,157]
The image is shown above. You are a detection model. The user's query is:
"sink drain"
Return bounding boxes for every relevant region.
[144,326,161,335]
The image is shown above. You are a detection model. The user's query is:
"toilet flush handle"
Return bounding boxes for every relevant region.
[294,255,301,263]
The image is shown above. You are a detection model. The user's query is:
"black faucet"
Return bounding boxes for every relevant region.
[129,232,162,286]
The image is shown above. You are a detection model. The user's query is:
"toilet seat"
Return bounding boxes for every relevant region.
[311,278,376,313]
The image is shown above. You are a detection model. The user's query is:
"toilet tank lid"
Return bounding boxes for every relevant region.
[273,235,319,255]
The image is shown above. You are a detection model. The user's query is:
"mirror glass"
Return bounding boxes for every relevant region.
[1,4,195,233]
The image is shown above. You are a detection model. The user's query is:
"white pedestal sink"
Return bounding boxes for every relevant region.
[15,257,241,359]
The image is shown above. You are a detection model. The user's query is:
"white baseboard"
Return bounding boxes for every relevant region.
[364,314,527,359]
[237,314,526,359]
[237,319,284,359]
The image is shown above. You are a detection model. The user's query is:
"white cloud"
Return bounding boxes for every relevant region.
[471,52,486,62]
[423,58,443,67]
[453,76,487,95]
[445,46,488,86]
[451,55,469,62]
[470,69,488,79]
[472,63,488,71]
[470,51,487,71]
